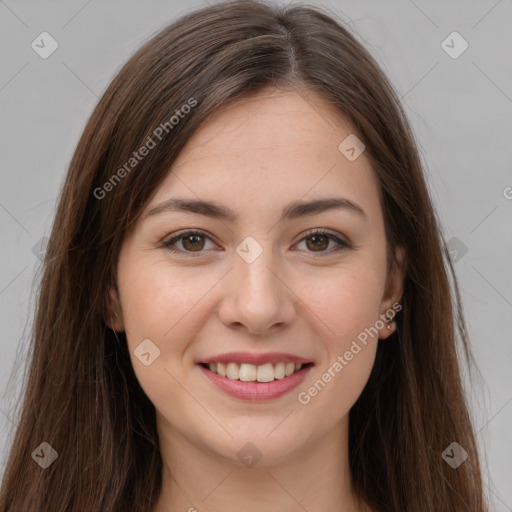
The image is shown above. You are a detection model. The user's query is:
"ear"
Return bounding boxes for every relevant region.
[378,245,406,340]
[105,284,125,332]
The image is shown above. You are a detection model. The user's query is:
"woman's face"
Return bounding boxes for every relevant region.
[109,87,404,466]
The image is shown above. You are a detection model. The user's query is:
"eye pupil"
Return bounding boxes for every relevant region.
[306,234,329,251]
[182,234,204,251]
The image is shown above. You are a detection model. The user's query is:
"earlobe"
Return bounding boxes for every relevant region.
[378,317,397,340]
[106,285,125,332]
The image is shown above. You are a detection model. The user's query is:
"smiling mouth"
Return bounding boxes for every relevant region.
[199,361,314,383]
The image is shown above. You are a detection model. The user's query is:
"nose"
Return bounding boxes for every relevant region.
[217,246,296,335]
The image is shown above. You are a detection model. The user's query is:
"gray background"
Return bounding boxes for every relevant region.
[1,0,511,509]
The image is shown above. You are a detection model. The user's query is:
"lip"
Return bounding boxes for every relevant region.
[198,352,312,366]
[198,363,314,401]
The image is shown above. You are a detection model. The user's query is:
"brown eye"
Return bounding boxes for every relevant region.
[181,234,205,251]
[163,231,215,256]
[305,233,330,251]
[296,229,351,256]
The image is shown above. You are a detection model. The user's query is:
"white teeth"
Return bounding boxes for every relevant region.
[256,363,275,383]
[217,362,227,377]
[226,362,239,380]
[285,362,296,377]
[205,361,307,382]
[274,362,286,379]
[239,363,257,382]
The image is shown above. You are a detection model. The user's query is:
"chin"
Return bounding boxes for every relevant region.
[198,418,311,467]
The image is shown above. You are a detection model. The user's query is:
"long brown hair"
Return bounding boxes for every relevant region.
[0,1,487,510]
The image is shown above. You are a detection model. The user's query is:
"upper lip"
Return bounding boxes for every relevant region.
[198,352,313,366]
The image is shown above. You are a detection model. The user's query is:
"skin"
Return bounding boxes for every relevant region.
[108,86,405,512]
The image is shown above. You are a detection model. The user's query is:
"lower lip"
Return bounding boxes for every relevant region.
[198,364,313,401]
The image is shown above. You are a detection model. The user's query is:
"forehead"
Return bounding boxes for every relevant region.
[147,88,383,227]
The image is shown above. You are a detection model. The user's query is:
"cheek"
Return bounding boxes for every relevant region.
[295,267,382,417]
[302,263,383,343]
[117,261,213,409]
[302,344,377,430]
[119,260,200,340]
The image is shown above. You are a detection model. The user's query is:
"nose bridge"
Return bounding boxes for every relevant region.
[237,235,284,301]
[237,244,280,298]
[218,236,294,332]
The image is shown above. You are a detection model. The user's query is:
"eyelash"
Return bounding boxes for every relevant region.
[161,228,352,258]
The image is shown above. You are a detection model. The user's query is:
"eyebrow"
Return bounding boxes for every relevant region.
[144,196,369,223]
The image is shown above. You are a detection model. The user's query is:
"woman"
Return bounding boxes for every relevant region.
[0,1,487,510]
